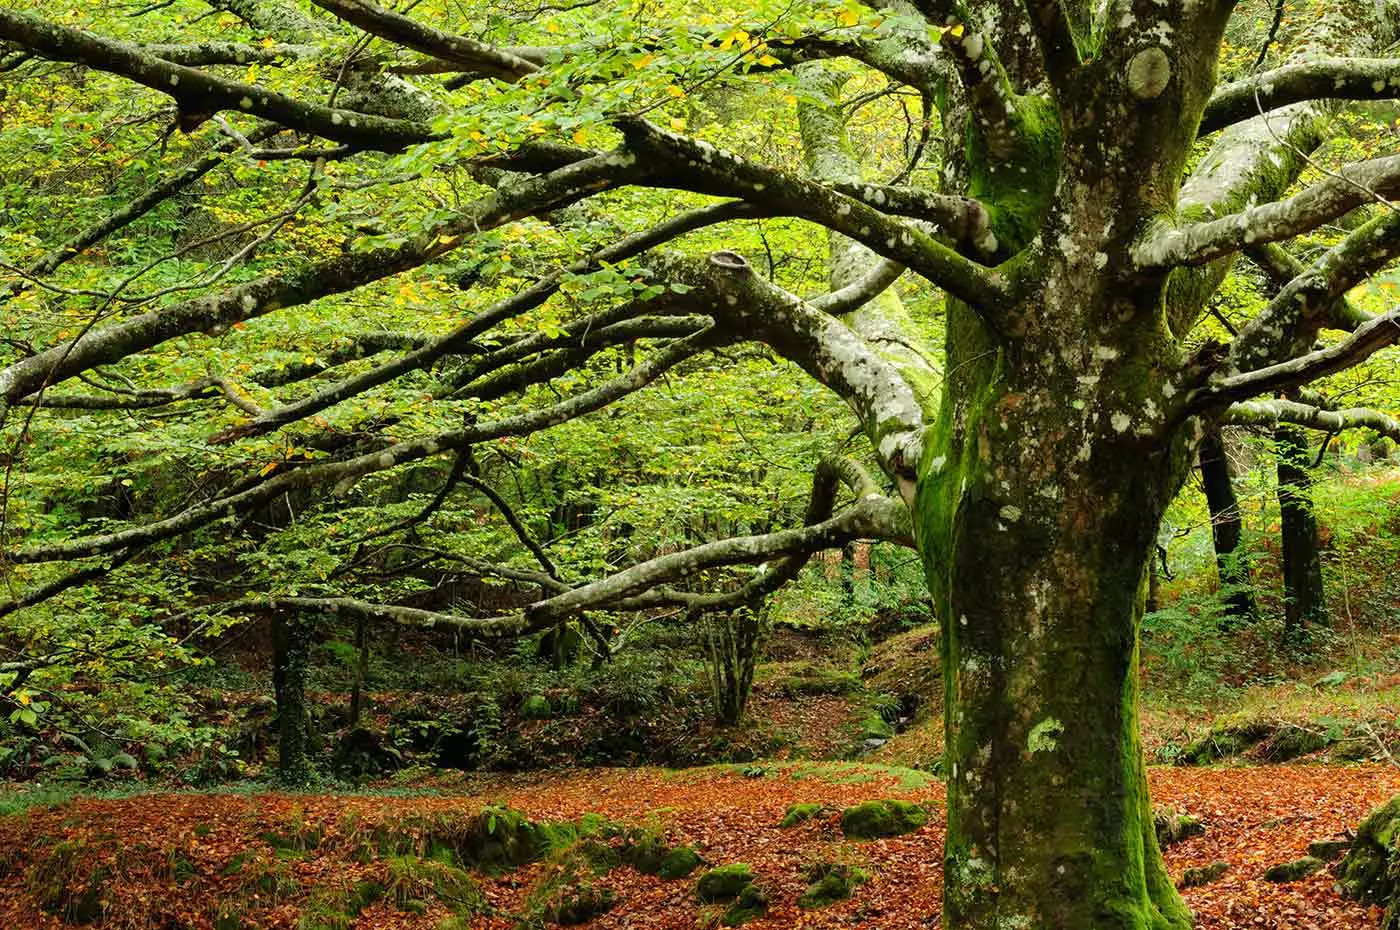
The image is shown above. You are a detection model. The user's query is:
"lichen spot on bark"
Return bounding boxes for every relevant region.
[1126,48,1172,100]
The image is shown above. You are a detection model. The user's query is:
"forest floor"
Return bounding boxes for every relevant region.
[0,762,1395,930]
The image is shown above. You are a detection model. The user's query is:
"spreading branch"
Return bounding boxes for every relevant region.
[0,9,437,150]
[1135,152,1400,269]
[1186,307,1400,413]
[1202,58,1400,136]
[1224,398,1400,442]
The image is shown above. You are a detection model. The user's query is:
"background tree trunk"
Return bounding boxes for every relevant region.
[272,612,314,783]
[1199,427,1259,623]
[1275,424,1328,642]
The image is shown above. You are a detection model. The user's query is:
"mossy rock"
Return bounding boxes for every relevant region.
[213,903,244,930]
[375,805,551,871]
[521,694,553,720]
[658,846,702,879]
[839,799,928,839]
[797,863,870,909]
[1180,721,1272,764]
[696,863,756,902]
[385,856,485,913]
[1307,837,1352,862]
[1179,861,1229,888]
[1153,808,1205,847]
[523,851,616,926]
[722,883,769,926]
[1259,726,1332,762]
[859,713,896,741]
[1337,793,1400,928]
[621,826,669,874]
[780,803,827,828]
[536,882,615,925]
[1263,856,1324,882]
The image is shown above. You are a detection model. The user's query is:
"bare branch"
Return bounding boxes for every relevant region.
[8,327,720,565]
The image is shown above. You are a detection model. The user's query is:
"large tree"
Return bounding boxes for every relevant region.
[4,0,1400,926]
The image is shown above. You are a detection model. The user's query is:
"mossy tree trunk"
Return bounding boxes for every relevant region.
[1199,427,1258,623]
[919,303,1196,929]
[272,611,314,783]
[1275,424,1327,642]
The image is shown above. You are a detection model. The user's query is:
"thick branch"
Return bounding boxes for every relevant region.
[1202,58,1400,136]
[1224,207,1400,374]
[1186,307,1400,412]
[620,119,1006,311]
[308,0,538,82]
[0,9,436,151]
[1136,152,1400,269]
[1224,398,1400,441]
[217,200,753,439]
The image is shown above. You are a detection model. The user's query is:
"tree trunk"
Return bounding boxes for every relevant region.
[348,613,368,726]
[918,286,1195,929]
[272,612,314,783]
[702,607,761,726]
[920,446,1190,927]
[1198,427,1258,623]
[1275,424,1327,642]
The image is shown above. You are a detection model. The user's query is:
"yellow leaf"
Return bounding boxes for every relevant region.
[666,84,685,98]
[836,7,859,26]
[546,21,559,33]
[259,462,278,476]
[260,37,275,48]
[632,53,655,69]
[783,93,798,106]
[16,692,30,706]
[948,23,965,37]
[438,234,459,245]
[756,54,780,67]
[670,117,687,131]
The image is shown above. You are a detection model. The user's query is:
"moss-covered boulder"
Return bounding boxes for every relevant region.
[618,825,700,879]
[798,863,870,909]
[780,802,827,828]
[1307,837,1352,862]
[1179,861,1229,888]
[658,846,702,879]
[839,799,928,839]
[620,826,669,874]
[696,863,756,902]
[722,883,770,926]
[1262,856,1324,882]
[1153,807,1205,847]
[385,855,485,914]
[1337,794,1400,929]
